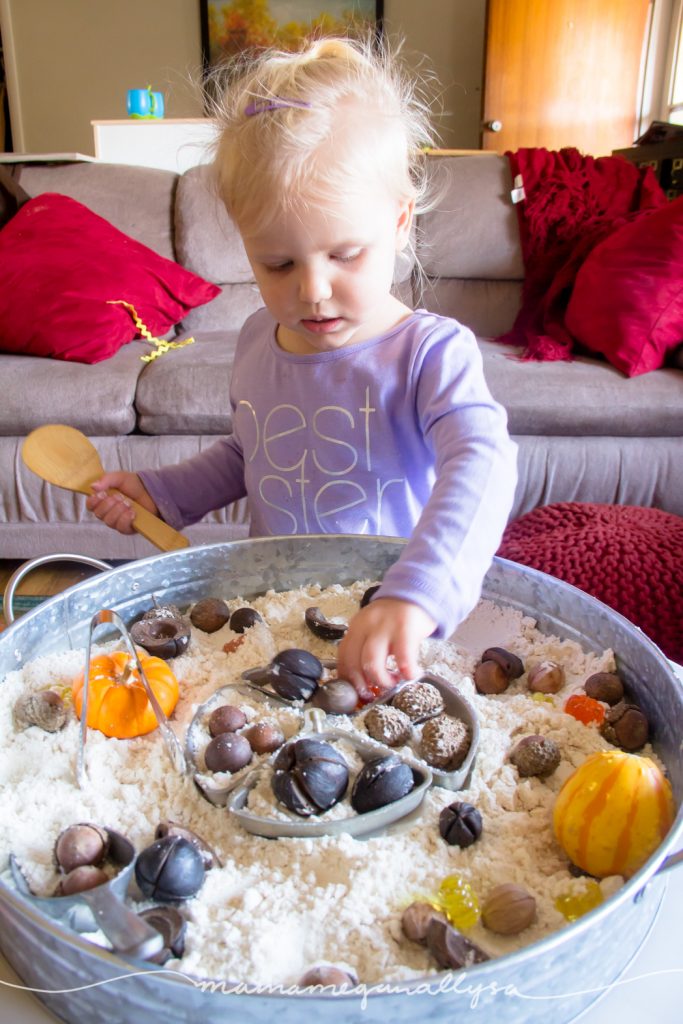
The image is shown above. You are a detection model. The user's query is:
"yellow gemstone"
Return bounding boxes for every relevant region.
[530,692,554,704]
[435,874,480,930]
[554,880,603,922]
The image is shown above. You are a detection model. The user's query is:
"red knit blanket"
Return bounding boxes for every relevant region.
[497,147,666,361]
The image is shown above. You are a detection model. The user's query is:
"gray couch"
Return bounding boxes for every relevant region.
[3,155,682,560]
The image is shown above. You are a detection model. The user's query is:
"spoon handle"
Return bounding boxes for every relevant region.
[82,885,164,960]
[114,491,190,551]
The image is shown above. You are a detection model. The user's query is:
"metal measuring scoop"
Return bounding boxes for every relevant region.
[77,608,188,787]
[9,829,163,960]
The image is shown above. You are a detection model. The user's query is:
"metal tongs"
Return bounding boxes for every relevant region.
[77,608,188,787]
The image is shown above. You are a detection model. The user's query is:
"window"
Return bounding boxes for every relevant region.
[665,0,683,122]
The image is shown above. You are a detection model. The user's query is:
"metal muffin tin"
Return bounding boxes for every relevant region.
[187,666,478,815]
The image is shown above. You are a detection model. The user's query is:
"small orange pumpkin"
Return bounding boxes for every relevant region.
[72,651,179,739]
[553,750,675,878]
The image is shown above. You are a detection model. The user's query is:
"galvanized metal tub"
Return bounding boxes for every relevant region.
[1,536,682,1024]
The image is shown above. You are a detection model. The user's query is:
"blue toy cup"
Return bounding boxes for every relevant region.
[150,91,164,117]
[127,87,165,119]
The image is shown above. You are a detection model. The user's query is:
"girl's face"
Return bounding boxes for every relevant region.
[239,184,414,355]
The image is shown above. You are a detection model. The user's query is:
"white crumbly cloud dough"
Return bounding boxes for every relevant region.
[0,584,646,986]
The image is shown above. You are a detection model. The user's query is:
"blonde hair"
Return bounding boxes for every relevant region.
[208,36,438,233]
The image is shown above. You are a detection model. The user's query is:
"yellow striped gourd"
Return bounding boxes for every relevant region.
[553,750,675,878]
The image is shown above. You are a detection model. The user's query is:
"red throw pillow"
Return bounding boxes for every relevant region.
[0,193,220,363]
[564,197,683,376]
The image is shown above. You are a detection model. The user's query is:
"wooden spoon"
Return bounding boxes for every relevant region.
[22,424,190,552]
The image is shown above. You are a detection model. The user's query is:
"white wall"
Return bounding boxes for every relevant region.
[1,0,205,153]
[0,0,486,155]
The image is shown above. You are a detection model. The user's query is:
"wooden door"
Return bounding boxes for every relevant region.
[482,0,652,156]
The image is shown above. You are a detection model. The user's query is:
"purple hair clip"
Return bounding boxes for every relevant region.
[244,97,312,117]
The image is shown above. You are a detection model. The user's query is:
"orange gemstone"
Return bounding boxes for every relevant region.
[564,694,605,726]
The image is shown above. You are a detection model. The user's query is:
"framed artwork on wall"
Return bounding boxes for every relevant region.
[200,1,383,72]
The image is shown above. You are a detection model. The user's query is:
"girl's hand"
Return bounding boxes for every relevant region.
[85,472,158,535]
[336,598,436,701]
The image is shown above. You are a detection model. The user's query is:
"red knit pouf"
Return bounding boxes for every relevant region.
[497,503,683,664]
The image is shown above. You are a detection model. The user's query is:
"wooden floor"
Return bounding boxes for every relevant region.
[0,559,109,629]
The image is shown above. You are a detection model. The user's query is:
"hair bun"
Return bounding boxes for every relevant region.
[305,37,366,64]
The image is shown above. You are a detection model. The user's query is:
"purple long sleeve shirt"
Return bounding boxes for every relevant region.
[141,308,518,637]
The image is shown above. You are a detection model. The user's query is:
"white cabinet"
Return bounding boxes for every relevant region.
[91,119,217,173]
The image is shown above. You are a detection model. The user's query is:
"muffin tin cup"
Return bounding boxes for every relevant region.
[185,683,302,806]
[359,672,480,791]
[226,726,433,839]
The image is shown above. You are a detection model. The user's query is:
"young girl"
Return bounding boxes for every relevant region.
[87,37,518,700]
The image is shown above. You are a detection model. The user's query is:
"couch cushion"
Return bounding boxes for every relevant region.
[136,330,238,434]
[0,344,145,436]
[175,164,416,334]
[16,162,178,261]
[175,164,254,284]
[479,339,683,436]
[418,156,524,279]
[422,278,522,339]
[181,283,264,333]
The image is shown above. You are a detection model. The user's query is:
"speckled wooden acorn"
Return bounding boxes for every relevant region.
[510,734,561,778]
[13,690,67,732]
[553,750,675,878]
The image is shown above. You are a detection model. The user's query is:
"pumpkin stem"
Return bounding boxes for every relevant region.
[119,658,138,687]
